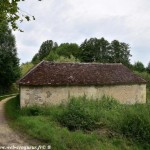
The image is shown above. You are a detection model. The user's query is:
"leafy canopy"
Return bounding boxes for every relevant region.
[133,61,145,72]
[56,43,80,59]
[0,0,42,31]
[38,40,58,61]
[79,38,132,65]
[31,38,132,66]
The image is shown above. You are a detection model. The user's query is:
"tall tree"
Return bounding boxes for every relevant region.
[79,38,110,62]
[79,38,131,65]
[38,40,58,61]
[133,61,145,72]
[0,0,42,31]
[0,21,20,94]
[147,62,150,73]
[95,38,111,63]
[110,40,131,65]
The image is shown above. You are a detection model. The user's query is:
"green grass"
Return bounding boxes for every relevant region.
[5,96,150,150]
[0,93,17,101]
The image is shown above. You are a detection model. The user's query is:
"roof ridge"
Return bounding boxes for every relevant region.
[43,61,123,65]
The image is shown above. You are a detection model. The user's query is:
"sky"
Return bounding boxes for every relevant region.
[14,0,150,66]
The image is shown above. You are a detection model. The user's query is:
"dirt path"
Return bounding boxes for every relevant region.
[0,97,32,149]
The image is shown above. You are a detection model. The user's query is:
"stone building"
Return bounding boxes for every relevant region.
[18,61,146,107]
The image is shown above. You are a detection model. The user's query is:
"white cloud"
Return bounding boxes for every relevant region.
[14,0,150,66]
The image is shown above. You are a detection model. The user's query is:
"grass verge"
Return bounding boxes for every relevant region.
[5,96,150,150]
[0,93,18,101]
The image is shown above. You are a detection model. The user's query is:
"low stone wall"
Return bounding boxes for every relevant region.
[20,84,146,107]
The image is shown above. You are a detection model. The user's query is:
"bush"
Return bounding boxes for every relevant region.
[118,104,150,145]
[57,96,119,131]
[57,96,150,145]
[21,106,44,116]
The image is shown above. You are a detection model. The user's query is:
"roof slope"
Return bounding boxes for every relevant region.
[18,61,146,86]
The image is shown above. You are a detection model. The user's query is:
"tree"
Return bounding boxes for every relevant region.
[133,61,145,72]
[0,0,42,31]
[0,21,20,94]
[45,53,79,63]
[147,62,150,73]
[31,53,40,64]
[38,40,58,61]
[94,38,111,63]
[110,40,131,65]
[79,38,111,62]
[56,43,80,58]
[79,38,132,65]
[45,51,59,61]
[20,62,34,76]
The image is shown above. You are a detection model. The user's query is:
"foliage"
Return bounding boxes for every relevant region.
[133,61,145,72]
[0,21,20,94]
[57,96,118,131]
[0,0,42,31]
[147,62,150,73]
[110,40,131,65]
[31,53,40,64]
[45,52,80,62]
[134,71,150,85]
[79,38,110,62]
[45,51,60,61]
[56,43,80,58]
[38,40,58,61]
[54,55,79,63]
[20,62,34,76]
[44,43,80,62]
[18,96,150,147]
[120,106,150,145]
[5,96,143,150]
[31,37,133,65]
[79,38,131,65]
[8,83,19,94]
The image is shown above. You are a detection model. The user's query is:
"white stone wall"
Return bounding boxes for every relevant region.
[20,84,146,107]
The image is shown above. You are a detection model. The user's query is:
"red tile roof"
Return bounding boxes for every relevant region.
[18,61,146,86]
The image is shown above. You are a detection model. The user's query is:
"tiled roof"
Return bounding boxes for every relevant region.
[18,61,146,86]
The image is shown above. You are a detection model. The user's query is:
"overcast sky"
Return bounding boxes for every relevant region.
[14,0,150,66]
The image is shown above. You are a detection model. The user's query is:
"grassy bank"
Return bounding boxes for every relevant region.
[5,96,150,150]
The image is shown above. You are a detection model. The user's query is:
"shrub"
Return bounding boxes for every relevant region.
[57,96,119,131]
[21,106,44,116]
[119,104,150,144]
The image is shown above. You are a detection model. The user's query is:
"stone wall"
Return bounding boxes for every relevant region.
[20,84,146,107]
